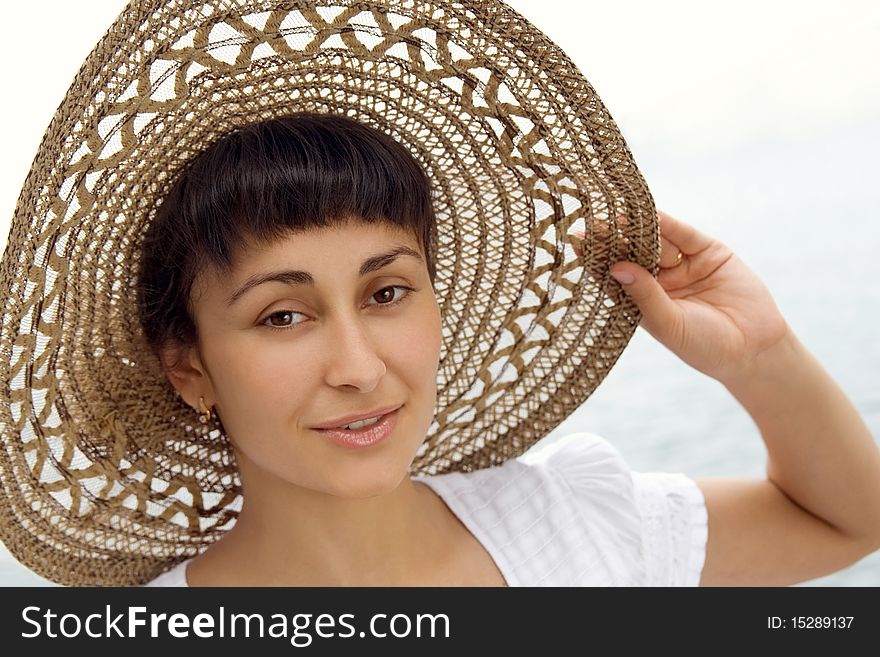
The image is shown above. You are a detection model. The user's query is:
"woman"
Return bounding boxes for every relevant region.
[137,112,880,586]
[138,113,482,585]
[1,0,878,587]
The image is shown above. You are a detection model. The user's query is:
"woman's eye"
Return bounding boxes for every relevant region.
[260,285,414,332]
[262,310,304,330]
[368,285,413,307]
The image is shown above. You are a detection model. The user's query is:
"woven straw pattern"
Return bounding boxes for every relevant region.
[0,0,659,585]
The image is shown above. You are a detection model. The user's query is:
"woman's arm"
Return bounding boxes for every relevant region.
[695,328,880,586]
[575,209,880,586]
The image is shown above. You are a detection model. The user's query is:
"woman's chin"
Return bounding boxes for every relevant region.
[327,464,415,499]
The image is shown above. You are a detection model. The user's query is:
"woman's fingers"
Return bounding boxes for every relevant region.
[659,234,682,269]
[571,210,710,270]
[570,214,622,259]
[657,209,712,256]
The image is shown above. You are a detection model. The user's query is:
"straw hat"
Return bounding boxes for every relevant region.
[0,0,659,586]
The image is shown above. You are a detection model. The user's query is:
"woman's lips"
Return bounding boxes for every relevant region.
[314,407,400,449]
[312,403,403,430]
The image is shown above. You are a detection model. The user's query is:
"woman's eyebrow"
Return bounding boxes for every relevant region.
[225,245,423,306]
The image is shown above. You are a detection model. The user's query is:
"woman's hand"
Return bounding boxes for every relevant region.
[573,209,791,386]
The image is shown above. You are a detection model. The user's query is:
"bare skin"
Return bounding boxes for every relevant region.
[186,480,507,587]
[163,217,507,586]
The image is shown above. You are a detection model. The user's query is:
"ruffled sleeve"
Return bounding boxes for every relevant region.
[630,470,708,586]
[528,432,708,586]
[522,432,647,585]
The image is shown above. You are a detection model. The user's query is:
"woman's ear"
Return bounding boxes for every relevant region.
[159,342,212,409]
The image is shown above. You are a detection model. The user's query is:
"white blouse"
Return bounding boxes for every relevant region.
[144,432,708,587]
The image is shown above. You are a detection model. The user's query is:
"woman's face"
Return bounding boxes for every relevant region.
[175,219,442,498]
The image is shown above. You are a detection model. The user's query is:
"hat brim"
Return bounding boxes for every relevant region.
[0,0,659,586]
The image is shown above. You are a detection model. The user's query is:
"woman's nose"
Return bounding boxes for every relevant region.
[322,317,387,390]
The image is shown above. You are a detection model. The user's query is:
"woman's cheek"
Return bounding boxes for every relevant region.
[215,340,305,431]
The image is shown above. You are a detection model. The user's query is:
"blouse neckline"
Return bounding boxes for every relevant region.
[411,474,516,587]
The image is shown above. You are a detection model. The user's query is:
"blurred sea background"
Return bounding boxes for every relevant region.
[1,0,878,585]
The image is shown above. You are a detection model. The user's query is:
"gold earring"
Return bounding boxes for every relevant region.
[197,395,214,424]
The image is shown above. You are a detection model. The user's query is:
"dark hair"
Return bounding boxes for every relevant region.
[136,112,437,368]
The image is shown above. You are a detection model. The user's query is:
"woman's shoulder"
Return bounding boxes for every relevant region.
[525,431,708,586]
[414,432,647,585]
[415,431,639,521]
[415,431,708,586]
[528,431,708,586]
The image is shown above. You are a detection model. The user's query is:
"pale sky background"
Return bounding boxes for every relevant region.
[1,1,879,585]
